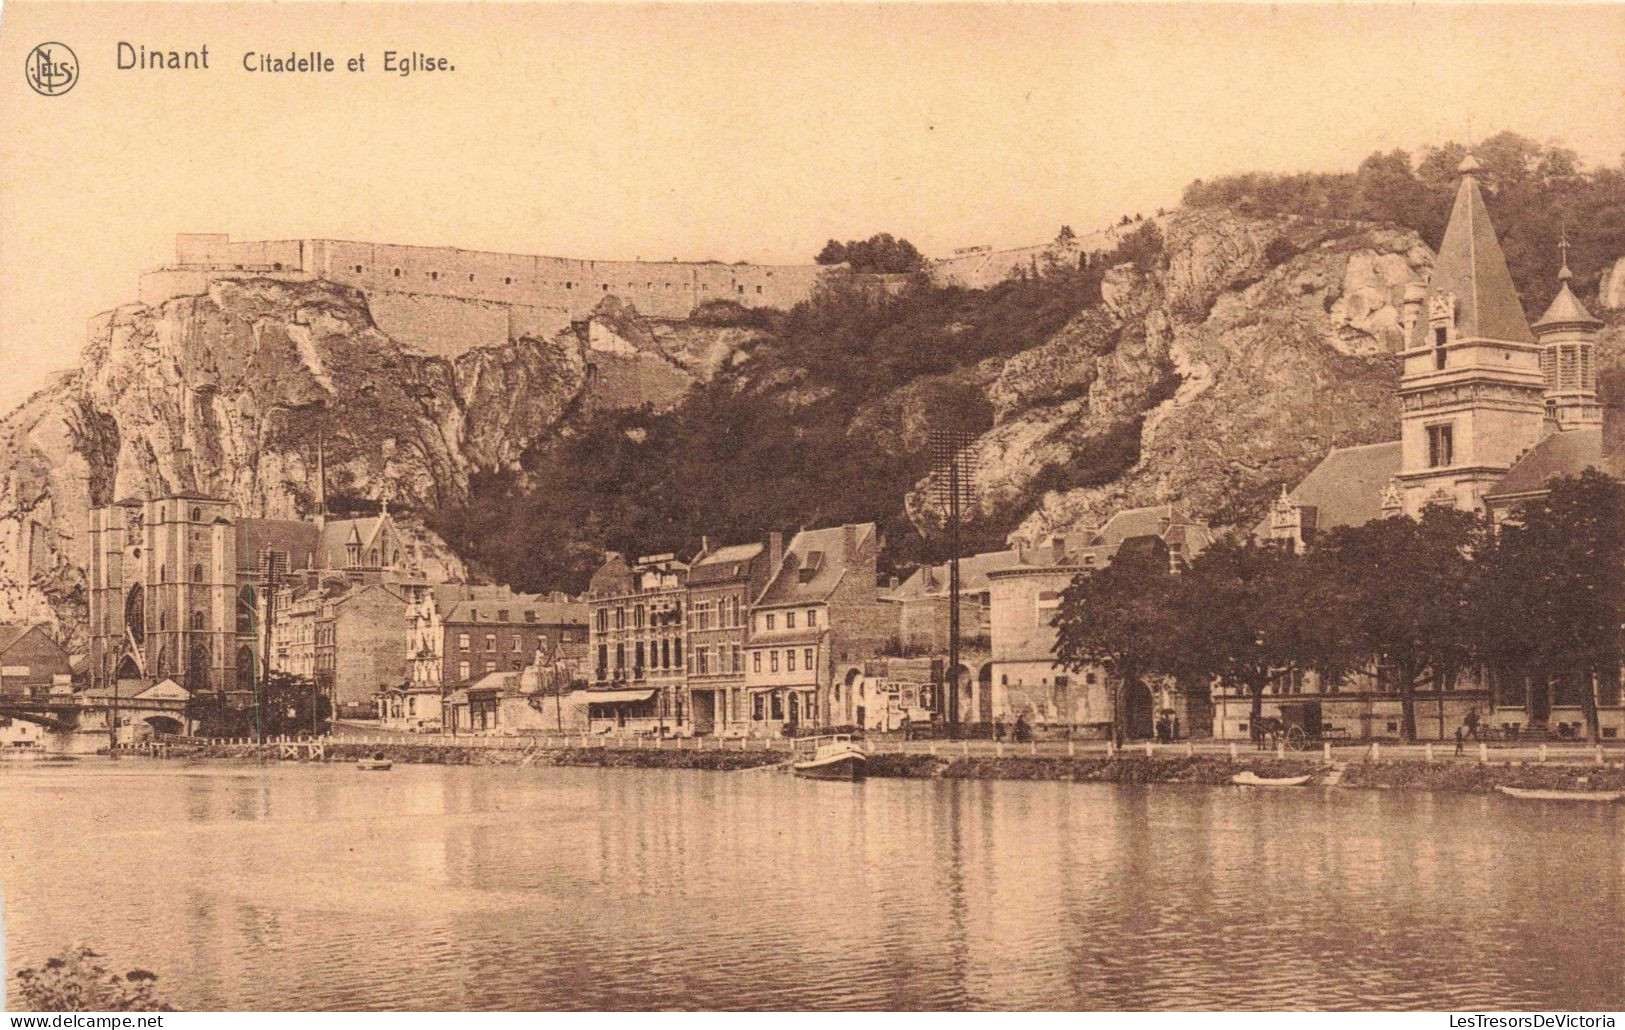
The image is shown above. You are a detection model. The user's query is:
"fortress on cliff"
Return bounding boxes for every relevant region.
[140,234,832,356]
[137,229,1129,356]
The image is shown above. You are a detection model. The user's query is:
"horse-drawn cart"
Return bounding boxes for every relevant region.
[1254,700,1326,751]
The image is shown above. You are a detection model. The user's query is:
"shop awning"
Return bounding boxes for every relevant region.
[580,689,658,704]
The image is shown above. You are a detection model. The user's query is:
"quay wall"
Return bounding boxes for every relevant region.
[136,736,1625,794]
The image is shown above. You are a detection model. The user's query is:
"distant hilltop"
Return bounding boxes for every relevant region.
[138,227,1134,357]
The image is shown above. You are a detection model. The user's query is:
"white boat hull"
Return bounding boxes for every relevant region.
[1232,771,1311,787]
[1496,785,1621,802]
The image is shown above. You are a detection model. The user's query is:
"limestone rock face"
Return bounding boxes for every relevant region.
[1601,256,1625,311]
[0,277,732,640]
[909,211,1429,542]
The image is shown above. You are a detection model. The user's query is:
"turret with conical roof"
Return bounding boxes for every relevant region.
[1395,153,1549,516]
[1533,238,1604,431]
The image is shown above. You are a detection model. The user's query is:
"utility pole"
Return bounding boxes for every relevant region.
[931,430,979,739]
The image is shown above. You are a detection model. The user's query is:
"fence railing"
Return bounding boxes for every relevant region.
[150,731,1625,764]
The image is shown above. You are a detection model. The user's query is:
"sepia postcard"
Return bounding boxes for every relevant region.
[1,0,1624,1017]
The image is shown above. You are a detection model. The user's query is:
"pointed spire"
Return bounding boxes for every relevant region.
[1413,160,1535,346]
[1534,235,1602,332]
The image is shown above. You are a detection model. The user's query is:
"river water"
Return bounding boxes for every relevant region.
[1,761,1621,1011]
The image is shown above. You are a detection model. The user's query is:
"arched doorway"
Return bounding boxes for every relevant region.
[145,715,184,737]
[1124,680,1155,740]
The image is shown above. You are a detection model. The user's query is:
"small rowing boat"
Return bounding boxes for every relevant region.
[1496,785,1621,803]
[793,737,867,781]
[357,752,393,772]
[1231,770,1311,787]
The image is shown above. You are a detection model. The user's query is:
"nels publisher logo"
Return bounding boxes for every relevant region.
[25,42,78,96]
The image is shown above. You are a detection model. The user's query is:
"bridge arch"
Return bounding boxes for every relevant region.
[144,715,184,737]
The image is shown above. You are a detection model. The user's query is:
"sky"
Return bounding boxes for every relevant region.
[1,2,1623,414]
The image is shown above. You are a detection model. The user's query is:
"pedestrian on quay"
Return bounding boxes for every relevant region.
[1464,707,1480,741]
[1454,725,1465,757]
[1172,715,1181,742]
[994,716,1005,742]
[1014,713,1030,743]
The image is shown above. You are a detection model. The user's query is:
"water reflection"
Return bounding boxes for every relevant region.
[1,763,1620,1010]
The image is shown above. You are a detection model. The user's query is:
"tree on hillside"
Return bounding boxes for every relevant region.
[1477,471,1625,741]
[1053,538,1177,746]
[1164,536,1334,733]
[1310,507,1485,742]
[813,233,925,273]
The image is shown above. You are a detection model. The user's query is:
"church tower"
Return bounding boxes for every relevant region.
[1395,155,1547,516]
[1531,239,1604,432]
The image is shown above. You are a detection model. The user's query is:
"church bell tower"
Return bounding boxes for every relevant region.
[1395,155,1548,516]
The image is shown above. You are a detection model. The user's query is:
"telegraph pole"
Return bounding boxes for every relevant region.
[931,430,979,739]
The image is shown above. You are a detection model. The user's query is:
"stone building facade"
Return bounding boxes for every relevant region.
[683,536,778,735]
[585,553,689,732]
[0,625,72,698]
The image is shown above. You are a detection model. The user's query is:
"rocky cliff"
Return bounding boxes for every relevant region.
[2,207,1619,643]
[0,277,756,643]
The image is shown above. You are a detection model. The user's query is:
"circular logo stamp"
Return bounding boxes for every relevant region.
[25,42,77,96]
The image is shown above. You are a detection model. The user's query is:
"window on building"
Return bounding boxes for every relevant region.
[753,693,765,720]
[635,642,645,675]
[753,651,762,673]
[596,610,608,633]
[771,692,784,720]
[635,605,645,629]
[504,276,513,285]
[498,609,509,622]
[786,612,796,630]
[512,636,523,652]
[458,632,470,650]
[804,648,814,670]
[484,660,496,673]
[615,643,625,672]
[673,639,682,666]
[192,563,204,582]
[596,645,607,679]
[458,660,470,681]
[393,268,401,277]
[807,609,817,627]
[190,610,205,631]
[1427,424,1454,468]
[524,610,536,622]
[771,651,780,673]
[787,650,796,673]
[485,634,497,651]
[354,264,364,273]
[766,614,775,631]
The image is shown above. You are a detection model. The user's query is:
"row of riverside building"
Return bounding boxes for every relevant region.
[74,154,1623,744]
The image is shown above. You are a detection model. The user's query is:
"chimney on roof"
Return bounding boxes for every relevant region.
[768,531,784,569]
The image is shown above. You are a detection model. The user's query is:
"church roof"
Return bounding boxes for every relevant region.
[1532,281,1603,331]
[1412,171,1535,346]
[1484,428,1625,500]
[1253,440,1402,537]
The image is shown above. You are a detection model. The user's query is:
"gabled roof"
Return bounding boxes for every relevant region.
[0,625,44,654]
[888,548,1020,601]
[755,523,875,607]
[687,542,766,586]
[586,553,635,598]
[1253,440,1403,537]
[1485,428,1625,500]
[1411,169,1534,346]
[237,519,321,572]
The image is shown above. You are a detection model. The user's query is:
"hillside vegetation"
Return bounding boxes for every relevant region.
[1183,132,1625,311]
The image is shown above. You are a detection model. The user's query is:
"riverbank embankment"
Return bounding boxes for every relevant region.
[121,739,1625,795]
